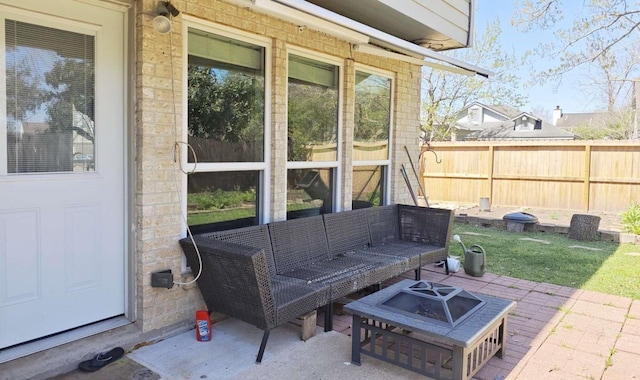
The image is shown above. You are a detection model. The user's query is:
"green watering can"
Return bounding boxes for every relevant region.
[453,234,486,277]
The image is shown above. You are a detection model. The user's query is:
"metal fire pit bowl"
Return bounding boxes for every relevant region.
[378,281,486,328]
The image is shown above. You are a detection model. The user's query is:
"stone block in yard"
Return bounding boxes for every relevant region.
[503,212,538,233]
[506,221,524,232]
[619,233,640,244]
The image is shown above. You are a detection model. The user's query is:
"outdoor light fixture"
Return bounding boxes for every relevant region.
[153,1,180,34]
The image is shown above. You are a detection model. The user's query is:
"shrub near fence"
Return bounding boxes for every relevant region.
[419,141,640,213]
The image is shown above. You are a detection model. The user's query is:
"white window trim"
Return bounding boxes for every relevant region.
[182,17,272,231]
[286,161,339,169]
[285,46,343,212]
[353,64,394,205]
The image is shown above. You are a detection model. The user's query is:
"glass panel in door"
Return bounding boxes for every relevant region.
[5,20,95,174]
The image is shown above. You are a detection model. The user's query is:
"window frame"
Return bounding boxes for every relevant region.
[182,18,272,232]
[285,47,343,214]
[352,64,394,206]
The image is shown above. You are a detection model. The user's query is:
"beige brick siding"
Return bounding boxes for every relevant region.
[134,0,422,332]
[340,59,355,211]
[271,38,288,222]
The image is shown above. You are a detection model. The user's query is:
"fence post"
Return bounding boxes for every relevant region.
[583,143,591,212]
[488,144,495,206]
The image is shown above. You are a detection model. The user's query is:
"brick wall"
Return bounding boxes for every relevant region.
[134,0,422,332]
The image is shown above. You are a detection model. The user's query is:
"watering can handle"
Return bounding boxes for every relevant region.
[470,244,486,266]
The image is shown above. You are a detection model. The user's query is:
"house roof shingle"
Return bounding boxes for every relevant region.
[555,112,611,129]
[468,120,575,140]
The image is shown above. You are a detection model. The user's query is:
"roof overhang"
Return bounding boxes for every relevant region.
[227,0,491,78]
[306,0,472,51]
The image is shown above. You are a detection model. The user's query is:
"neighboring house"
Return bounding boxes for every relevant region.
[0,0,487,378]
[552,105,612,133]
[453,102,522,140]
[453,102,575,141]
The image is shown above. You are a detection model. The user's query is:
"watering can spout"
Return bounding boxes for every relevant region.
[453,234,466,252]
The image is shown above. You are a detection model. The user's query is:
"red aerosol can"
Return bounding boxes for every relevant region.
[195,310,212,342]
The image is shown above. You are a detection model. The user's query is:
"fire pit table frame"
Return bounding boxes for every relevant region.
[344,280,516,380]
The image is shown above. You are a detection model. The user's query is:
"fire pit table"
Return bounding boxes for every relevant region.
[344,279,516,380]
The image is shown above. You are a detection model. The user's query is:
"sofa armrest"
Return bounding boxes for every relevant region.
[179,236,276,330]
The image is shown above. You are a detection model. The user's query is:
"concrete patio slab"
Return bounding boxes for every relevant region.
[50,357,160,380]
[126,318,427,380]
[48,265,639,380]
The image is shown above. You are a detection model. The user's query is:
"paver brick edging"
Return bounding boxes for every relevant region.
[453,215,636,243]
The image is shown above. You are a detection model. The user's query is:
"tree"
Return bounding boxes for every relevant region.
[513,0,640,72]
[530,105,552,122]
[577,48,638,111]
[512,0,640,108]
[421,18,527,141]
[354,73,390,142]
[6,59,42,123]
[43,59,95,142]
[187,66,264,142]
[572,108,635,139]
[287,82,338,160]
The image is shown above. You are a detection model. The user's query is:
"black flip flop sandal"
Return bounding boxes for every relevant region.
[78,347,125,372]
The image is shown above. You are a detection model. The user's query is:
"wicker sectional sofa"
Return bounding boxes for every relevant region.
[179,204,454,362]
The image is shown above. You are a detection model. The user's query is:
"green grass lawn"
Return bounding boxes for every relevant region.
[451,223,640,299]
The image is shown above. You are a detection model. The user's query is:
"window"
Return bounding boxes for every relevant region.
[287,54,338,162]
[286,168,333,219]
[287,52,340,219]
[468,106,481,125]
[352,68,392,208]
[352,165,385,208]
[186,171,260,232]
[515,115,534,131]
[186,27,268,230]
[4,20,95,174]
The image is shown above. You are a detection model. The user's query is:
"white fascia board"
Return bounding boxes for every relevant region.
[368,37,489,78]
[354,44,473,76]
[270,0,491,78]
[249,0,369,44]
[74,0,133,10]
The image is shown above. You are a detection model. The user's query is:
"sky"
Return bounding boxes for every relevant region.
[473,0,606,115]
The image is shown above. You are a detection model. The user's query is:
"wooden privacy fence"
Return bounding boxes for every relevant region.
[419,141,640,213]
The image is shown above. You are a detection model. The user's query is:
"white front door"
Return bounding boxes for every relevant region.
[0,0,126,348]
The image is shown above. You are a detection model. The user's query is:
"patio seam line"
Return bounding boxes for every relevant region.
[609,301,634,368]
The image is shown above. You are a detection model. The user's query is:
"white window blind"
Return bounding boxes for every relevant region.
[288,54,337,88]
[188,28,263,71]
[5,20,95,173]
